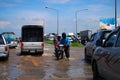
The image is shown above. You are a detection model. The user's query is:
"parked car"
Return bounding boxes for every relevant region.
[0,34,9,60]
[92,26,120,80]
[84,30,112,61]
[2,32,18,48]
[20,25,44,55]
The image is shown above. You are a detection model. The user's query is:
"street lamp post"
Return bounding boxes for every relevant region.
[45,6,59,35]
[75,9,88,36]
[115,0,117,28]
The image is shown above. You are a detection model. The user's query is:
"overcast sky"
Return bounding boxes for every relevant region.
[0,0,120,36]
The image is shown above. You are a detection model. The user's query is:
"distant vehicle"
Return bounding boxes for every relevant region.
[67,35,73,42]
[20,25,44,55]
[92,26,120,80]
[67,35,80,43]
[84,30,111,61]
[2,32,18,48]
[68,33,74,36]
[80,30,92,45]
[47,33,56,40]
[0,34,9,60]
[48,35,55,40]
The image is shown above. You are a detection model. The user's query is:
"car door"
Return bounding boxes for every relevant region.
[100,31,118,79]
[85,33,97,56]
[107,31,120,80]
[88,33,97,55]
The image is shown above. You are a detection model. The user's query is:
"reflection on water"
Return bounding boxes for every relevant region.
[0,45,93,80]
[8,63,25,80]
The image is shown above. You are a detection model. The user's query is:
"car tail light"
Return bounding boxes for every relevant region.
[20,42,24,48]
[42,42,44,49]
[5,46,8,51]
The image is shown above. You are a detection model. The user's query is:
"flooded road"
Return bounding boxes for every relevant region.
[0,44,93,80]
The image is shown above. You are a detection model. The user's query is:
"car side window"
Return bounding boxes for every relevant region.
[115,32,120,47]
[104,32,117,47]
[90,33,96,41]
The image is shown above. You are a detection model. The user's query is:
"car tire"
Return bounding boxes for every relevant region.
[5,56,9,61]
[92,61,100,80]
[38,52,43,56]
[20,50,24,55]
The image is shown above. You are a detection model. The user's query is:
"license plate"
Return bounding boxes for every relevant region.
[30,50,35,53]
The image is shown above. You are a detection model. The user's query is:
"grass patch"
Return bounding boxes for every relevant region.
[44,40,54,44]
[44,40,83,48]
[70,42,83,48]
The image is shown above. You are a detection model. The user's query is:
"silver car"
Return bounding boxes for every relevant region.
[0,34,9,60]
[92,26,120,80]
[84,30,111,61]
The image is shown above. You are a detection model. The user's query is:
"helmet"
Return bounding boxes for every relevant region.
[62,32,66,38]
[57,36,61,41]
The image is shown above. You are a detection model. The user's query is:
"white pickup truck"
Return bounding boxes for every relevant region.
[20,25,44,56]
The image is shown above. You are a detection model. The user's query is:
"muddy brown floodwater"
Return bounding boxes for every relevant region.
[0,44,93,80]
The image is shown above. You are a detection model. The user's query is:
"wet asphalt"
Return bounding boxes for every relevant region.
[0,44,93,80]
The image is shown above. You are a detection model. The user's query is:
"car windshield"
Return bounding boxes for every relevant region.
[3,33,15,43]
[22,28,43,42]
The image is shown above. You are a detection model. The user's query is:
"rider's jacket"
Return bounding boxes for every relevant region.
[59,37,70,47]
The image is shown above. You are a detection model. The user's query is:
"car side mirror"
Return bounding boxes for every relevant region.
[96,40,102,46]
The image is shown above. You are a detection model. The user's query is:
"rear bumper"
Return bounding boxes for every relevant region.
[0,52,9,58]
[21,48,44,53]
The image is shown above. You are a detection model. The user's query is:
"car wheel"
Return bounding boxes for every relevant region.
[92,61,100,80]
[5,56,9,61]
[38,52,43,56]
[20,50,24,55]
[6,53,9,60]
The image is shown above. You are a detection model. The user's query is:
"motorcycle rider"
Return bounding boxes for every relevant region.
[59,32,70,61]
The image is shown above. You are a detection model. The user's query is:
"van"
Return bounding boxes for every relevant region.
[20,25,44,55]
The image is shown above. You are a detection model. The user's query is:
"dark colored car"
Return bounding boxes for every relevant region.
[84,30,112,61]
[92,26,120,80]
